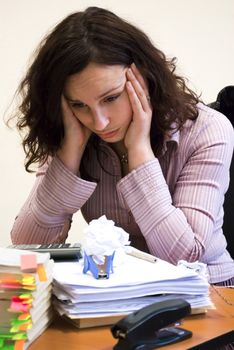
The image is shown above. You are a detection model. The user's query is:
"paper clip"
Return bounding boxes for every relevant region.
[83,251,115,279]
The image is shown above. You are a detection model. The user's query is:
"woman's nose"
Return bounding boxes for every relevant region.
[92,109,110,130]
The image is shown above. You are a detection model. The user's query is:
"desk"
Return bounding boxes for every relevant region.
[30,287,234,350]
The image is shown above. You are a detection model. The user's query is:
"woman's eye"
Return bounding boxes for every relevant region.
[104,94,120,103]
[71,102,86,109]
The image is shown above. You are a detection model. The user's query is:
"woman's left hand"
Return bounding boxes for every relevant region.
[125,63,155,170]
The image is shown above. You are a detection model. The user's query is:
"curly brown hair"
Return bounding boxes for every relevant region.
[11,6,199,172]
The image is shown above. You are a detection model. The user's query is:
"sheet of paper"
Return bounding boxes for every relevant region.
[53,254,200,288]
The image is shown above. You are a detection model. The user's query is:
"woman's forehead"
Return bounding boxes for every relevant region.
[64,63,127,100]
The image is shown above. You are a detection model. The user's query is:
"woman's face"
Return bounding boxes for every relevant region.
[63,63,132,142]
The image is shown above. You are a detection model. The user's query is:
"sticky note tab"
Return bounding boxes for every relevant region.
[37,264,48,282]
[18,313,30,321]
[22,275,35,285]
[12,334,27,341]
[9,301,30,313]
[20,255,37,273]
[2,344,14,350]
[22,275,36,290]
[14,340,25,350]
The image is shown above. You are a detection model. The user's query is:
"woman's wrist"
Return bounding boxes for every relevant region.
[56,140,86,174]
[128,144,155,171]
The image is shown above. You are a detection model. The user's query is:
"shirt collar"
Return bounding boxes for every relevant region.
[162,123,180,154]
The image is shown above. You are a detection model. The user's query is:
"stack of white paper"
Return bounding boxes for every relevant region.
[52,251,212,326]
[0,248,54,349]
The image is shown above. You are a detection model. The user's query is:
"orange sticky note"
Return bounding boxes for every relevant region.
[18,313,30,321]
[20,254,37,273]
[14,340,25,350]
[19,322,32,331]
[37,264,48,282]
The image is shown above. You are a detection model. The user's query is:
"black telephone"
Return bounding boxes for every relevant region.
[111,298,192,350]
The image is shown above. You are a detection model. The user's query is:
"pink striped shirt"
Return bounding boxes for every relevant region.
[11,103,234,283]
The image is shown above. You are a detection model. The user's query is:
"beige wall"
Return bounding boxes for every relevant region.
[1,0,234,246]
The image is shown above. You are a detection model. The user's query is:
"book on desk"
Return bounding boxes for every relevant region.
[0,248,54,350]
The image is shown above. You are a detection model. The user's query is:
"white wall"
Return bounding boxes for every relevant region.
[1,0,234,247]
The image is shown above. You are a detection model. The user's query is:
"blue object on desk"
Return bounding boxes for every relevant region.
[83,251,115,279]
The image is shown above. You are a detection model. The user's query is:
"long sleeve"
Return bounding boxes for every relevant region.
[117,108,234,268]
[11,156,97,244]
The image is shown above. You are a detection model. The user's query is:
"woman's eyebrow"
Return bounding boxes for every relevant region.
[64,95,82,103]
[97,82,124,99]
[64,82,125,103]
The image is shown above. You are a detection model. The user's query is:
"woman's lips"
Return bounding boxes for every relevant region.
[98,129,119,139]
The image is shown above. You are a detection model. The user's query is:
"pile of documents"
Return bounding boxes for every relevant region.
[52,250,212,328]
[0,248,54,349]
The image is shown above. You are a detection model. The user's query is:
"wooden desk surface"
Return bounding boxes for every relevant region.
[30,287,234,350]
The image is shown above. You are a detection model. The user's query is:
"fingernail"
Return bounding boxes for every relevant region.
[128,68,133,75]
[126,81,132,89]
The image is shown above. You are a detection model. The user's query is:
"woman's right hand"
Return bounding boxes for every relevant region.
[56,96,92,174]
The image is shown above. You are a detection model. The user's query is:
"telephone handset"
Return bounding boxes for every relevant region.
[111,298,192,350]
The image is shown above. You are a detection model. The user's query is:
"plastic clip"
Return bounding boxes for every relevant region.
[83,251,115,279]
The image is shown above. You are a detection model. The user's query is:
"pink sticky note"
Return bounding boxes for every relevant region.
[10,301,30,312]
[20,254,37,273]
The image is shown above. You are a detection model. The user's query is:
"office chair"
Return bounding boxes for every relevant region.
[209,86,234,258]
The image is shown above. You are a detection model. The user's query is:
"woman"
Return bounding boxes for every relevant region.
[10,7,234,286]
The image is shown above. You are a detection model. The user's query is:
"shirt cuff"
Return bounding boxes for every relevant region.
[32,156,97,224]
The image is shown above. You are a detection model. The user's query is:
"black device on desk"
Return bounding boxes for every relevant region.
[111,299,192,350]
[8,243,82,261]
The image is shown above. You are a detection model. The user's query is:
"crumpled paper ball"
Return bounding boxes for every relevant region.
[82,215,130,264]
